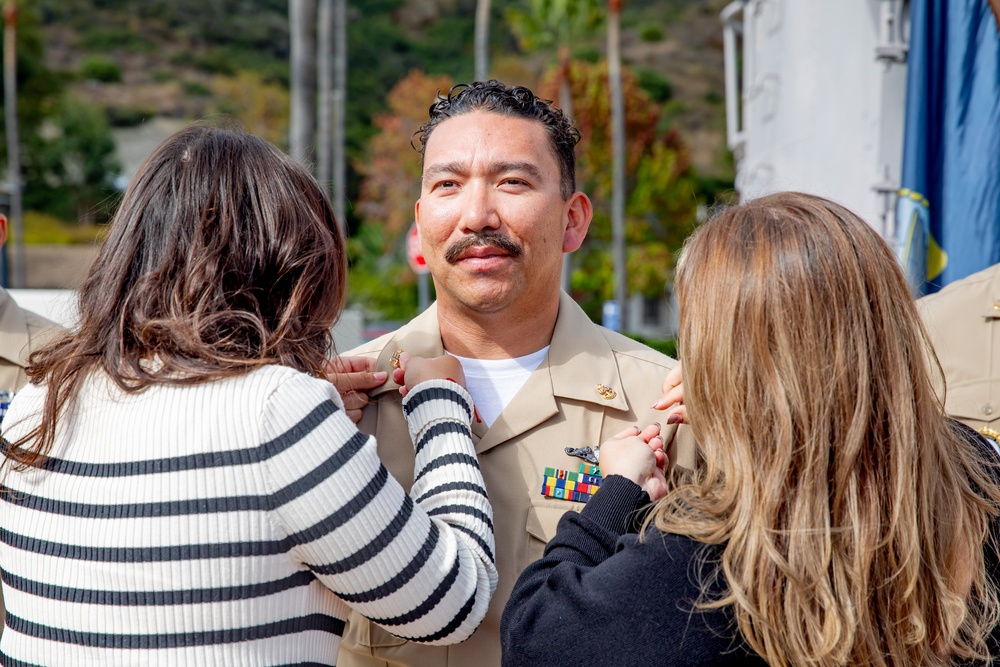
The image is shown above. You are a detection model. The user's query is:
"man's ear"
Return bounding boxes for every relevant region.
[562,192,593,253]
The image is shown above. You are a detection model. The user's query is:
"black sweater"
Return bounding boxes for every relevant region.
[502,453,1000,667]
[500,475,766,667]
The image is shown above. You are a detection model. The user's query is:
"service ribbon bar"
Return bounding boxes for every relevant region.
[541,464,602,502]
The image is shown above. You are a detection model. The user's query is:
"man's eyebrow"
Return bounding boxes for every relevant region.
[422,162,466,183]
[492,161,545,181]
[422,161,547,184]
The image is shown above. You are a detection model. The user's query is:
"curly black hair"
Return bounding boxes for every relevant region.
[413,80,582,199]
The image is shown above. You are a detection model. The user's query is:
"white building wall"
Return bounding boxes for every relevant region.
[725,0,909,239]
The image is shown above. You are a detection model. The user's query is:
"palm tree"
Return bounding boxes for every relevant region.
[289,0,317,164]
[475,0,491,80]
[332,0,347,234]
[507,0,602,117]
[316,0,346,234]
[317,0,332,185]
[607,0,626,329]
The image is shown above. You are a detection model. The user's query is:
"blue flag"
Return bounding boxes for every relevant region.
[896,0,1000,295]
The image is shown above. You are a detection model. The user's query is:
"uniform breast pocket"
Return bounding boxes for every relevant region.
[946,379,1000,437]
[524,500,583,565]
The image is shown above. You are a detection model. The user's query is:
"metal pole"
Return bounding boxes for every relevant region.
[474,0,491,81]
[4,1,24,288]
[316,0,333,189]
[332,0,346,234]
[289,0,317,164]
[559,46,575,295]
[607,0,627,330]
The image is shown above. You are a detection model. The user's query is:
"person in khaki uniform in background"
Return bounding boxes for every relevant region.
[0,212,64,632]
[0,215,63,400]
[917,262,1000,441]
[0,289,58,399]
[335,80,696,667]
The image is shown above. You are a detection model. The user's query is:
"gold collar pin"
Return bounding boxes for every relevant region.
[596,383,617,400]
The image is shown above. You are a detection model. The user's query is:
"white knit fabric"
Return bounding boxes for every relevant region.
[0,365,496,666]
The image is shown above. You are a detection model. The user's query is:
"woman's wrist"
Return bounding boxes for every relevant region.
[581,474,651,536]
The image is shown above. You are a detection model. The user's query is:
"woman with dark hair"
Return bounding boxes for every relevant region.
[0,124,496,665]
[501,192,1000,666]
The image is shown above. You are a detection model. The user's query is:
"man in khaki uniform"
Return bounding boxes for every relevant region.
[0,286,59,395]
[0,212,63,631]
[337,81,696,667]
[918,262,1000,440]
[0,212,62,407]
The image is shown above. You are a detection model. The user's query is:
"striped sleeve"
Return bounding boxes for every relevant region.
[258,374,497,646]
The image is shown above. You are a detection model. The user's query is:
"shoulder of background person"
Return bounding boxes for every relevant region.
[918,262,1000,316]
[0,289,66,370]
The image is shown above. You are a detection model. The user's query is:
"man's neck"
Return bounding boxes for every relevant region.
[437,298,560,360]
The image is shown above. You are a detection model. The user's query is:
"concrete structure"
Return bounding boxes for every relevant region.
[721,0,909,240]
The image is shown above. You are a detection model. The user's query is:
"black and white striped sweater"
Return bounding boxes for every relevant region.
[0,366,496,666]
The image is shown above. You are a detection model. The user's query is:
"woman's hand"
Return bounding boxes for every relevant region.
[598,423,669,502]
[323,356,388,423]
[393,353,466,397]
[652,363,686,425]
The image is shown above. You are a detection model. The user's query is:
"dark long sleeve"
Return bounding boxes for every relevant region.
[501,475,764,667]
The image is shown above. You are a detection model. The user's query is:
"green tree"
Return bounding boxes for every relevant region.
[506,0,603,112]
[348,70,454,321]
[2,1,120,225]
[29,97,122,224]
[507,0,603,57]
[210,70,290,148]
[355,70,454,252]
[538,60,700,319]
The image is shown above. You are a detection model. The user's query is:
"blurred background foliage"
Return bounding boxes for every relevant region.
[0,0,734,328]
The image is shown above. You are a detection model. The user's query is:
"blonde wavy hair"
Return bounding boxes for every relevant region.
[652,192,1000,666]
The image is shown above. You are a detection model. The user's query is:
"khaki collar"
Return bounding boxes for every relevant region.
[369,292,629,412]
[546,292,629,411]
[369,302,445,398]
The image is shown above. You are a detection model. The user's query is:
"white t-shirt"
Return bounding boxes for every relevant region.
[451,347,550,427]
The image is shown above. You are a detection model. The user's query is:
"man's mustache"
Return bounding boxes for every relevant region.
[445,233,524,264]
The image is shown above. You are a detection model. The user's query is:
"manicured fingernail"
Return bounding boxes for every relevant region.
[666,413,681,425]
[373,372,387,381]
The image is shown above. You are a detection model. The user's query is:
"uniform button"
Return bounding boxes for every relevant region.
[993,301,1000,311]
[984,405,994,416]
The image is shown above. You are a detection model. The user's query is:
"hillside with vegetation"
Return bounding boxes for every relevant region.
[2,0,733,321]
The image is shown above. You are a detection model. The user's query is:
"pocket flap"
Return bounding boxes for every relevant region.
[945,379,1000,423]
[525,501,582,543]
